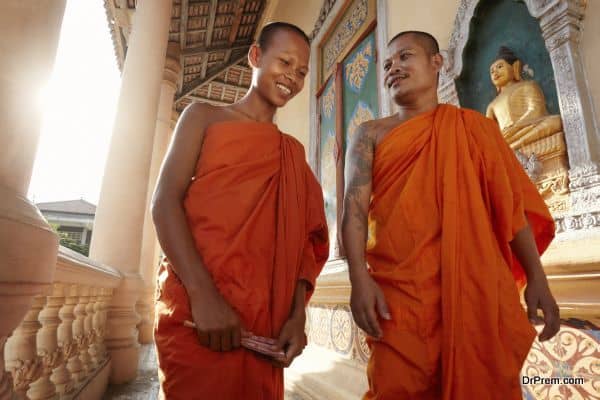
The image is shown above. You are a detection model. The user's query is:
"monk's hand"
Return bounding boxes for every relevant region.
[350,270,391,339]
[524,275,560,342]
[271,313,307,368]
[189,284,242,352]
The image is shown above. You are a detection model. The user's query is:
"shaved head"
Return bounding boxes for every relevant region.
[388,31,439,55]
[257,22,310,51]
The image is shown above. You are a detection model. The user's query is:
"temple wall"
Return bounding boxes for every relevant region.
[581,0,600,129]
[269,0,322,151]
[386,0,460,49]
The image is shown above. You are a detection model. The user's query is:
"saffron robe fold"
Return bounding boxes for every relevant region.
[365,105,554,400]
[154,121,329,400]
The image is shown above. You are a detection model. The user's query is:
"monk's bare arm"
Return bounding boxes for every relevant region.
[342,123,390,338]
[510,223,559,341]
[510,224,545,281]
[342,123,374,279]
[151,102,241,351]
[152,103,214,296]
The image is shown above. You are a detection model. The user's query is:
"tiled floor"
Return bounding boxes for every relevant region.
[103,344,304,399]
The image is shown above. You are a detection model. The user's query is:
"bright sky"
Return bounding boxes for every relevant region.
[28,1,121,205]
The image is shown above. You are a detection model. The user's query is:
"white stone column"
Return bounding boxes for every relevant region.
[137,42,181,343]
[88,0,172,384]
[0,1,64,397]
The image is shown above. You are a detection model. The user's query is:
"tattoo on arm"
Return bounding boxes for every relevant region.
[343,124,374,236]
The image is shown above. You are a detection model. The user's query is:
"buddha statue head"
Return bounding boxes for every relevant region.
[489,46,522,92]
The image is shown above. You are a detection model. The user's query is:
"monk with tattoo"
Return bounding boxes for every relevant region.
[341,31,559,400]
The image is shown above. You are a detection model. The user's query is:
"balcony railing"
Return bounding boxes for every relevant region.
[3,246,121,399]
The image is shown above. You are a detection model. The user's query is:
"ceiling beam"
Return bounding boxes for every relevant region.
[187,95,231,106]
[183,43,250,57]
[210,79,247,92]
[205,0,218,47]
[188,28,208,35]
[177,52,249,103]
[228,0,247,44]
[179,0,189,49]
[223,49,233,63]
[178,0,189,93]
[201,56,209,79]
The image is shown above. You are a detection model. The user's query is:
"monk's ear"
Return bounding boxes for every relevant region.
[513,60,522,81]
[431,53,444,73]
[248,44,262,69]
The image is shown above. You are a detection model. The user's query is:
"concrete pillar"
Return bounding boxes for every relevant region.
[0,1,64,397]
[81,228,88,246]
[137,42,181,343]
[89,0,172,384]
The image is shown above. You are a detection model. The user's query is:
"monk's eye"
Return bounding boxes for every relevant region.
[400,53,410,61]
[279,58,290,66]
[298,70,307,78]
[383,62,391,71]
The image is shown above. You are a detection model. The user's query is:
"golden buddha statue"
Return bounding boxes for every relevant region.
[486,46,562,150]
[486,47,570,214]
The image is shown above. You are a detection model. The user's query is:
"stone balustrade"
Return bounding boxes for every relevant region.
[2,246,121,400]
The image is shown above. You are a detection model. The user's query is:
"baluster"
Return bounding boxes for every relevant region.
[74,286,91,377]
[97,288,112,362]
[66,285,84,383]
[87,287,100,369]
[53,283,74,395]
[5,295,45,397]
[27,284,65,399]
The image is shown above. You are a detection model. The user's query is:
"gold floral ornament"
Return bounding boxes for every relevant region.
[323,0,369,72]
[345,41,373,92]
[347,101,375,143]
[322,84,335,119]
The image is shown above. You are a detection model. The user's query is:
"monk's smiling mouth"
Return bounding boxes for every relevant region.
[388,75,408,88]
[276,83,292,96]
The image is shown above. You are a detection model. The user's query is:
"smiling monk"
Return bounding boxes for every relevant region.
[151,22,329,399]
[341,31,559,400]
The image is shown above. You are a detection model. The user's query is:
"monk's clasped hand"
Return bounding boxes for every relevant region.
[524,275,560,341]
[271,313,307,368]
[188,284,243,352]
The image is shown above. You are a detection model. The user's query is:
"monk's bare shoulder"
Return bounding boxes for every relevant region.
[179,102,234,130]
[347,116,398,163]
[369,115,403,146]
[175,102,257,151]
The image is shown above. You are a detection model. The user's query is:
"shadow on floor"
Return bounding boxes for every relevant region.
[103,344,160,400]
[102,344,306,399]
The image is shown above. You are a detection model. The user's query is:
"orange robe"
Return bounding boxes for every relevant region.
[154,121,329,400]
[365,105,554,400]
